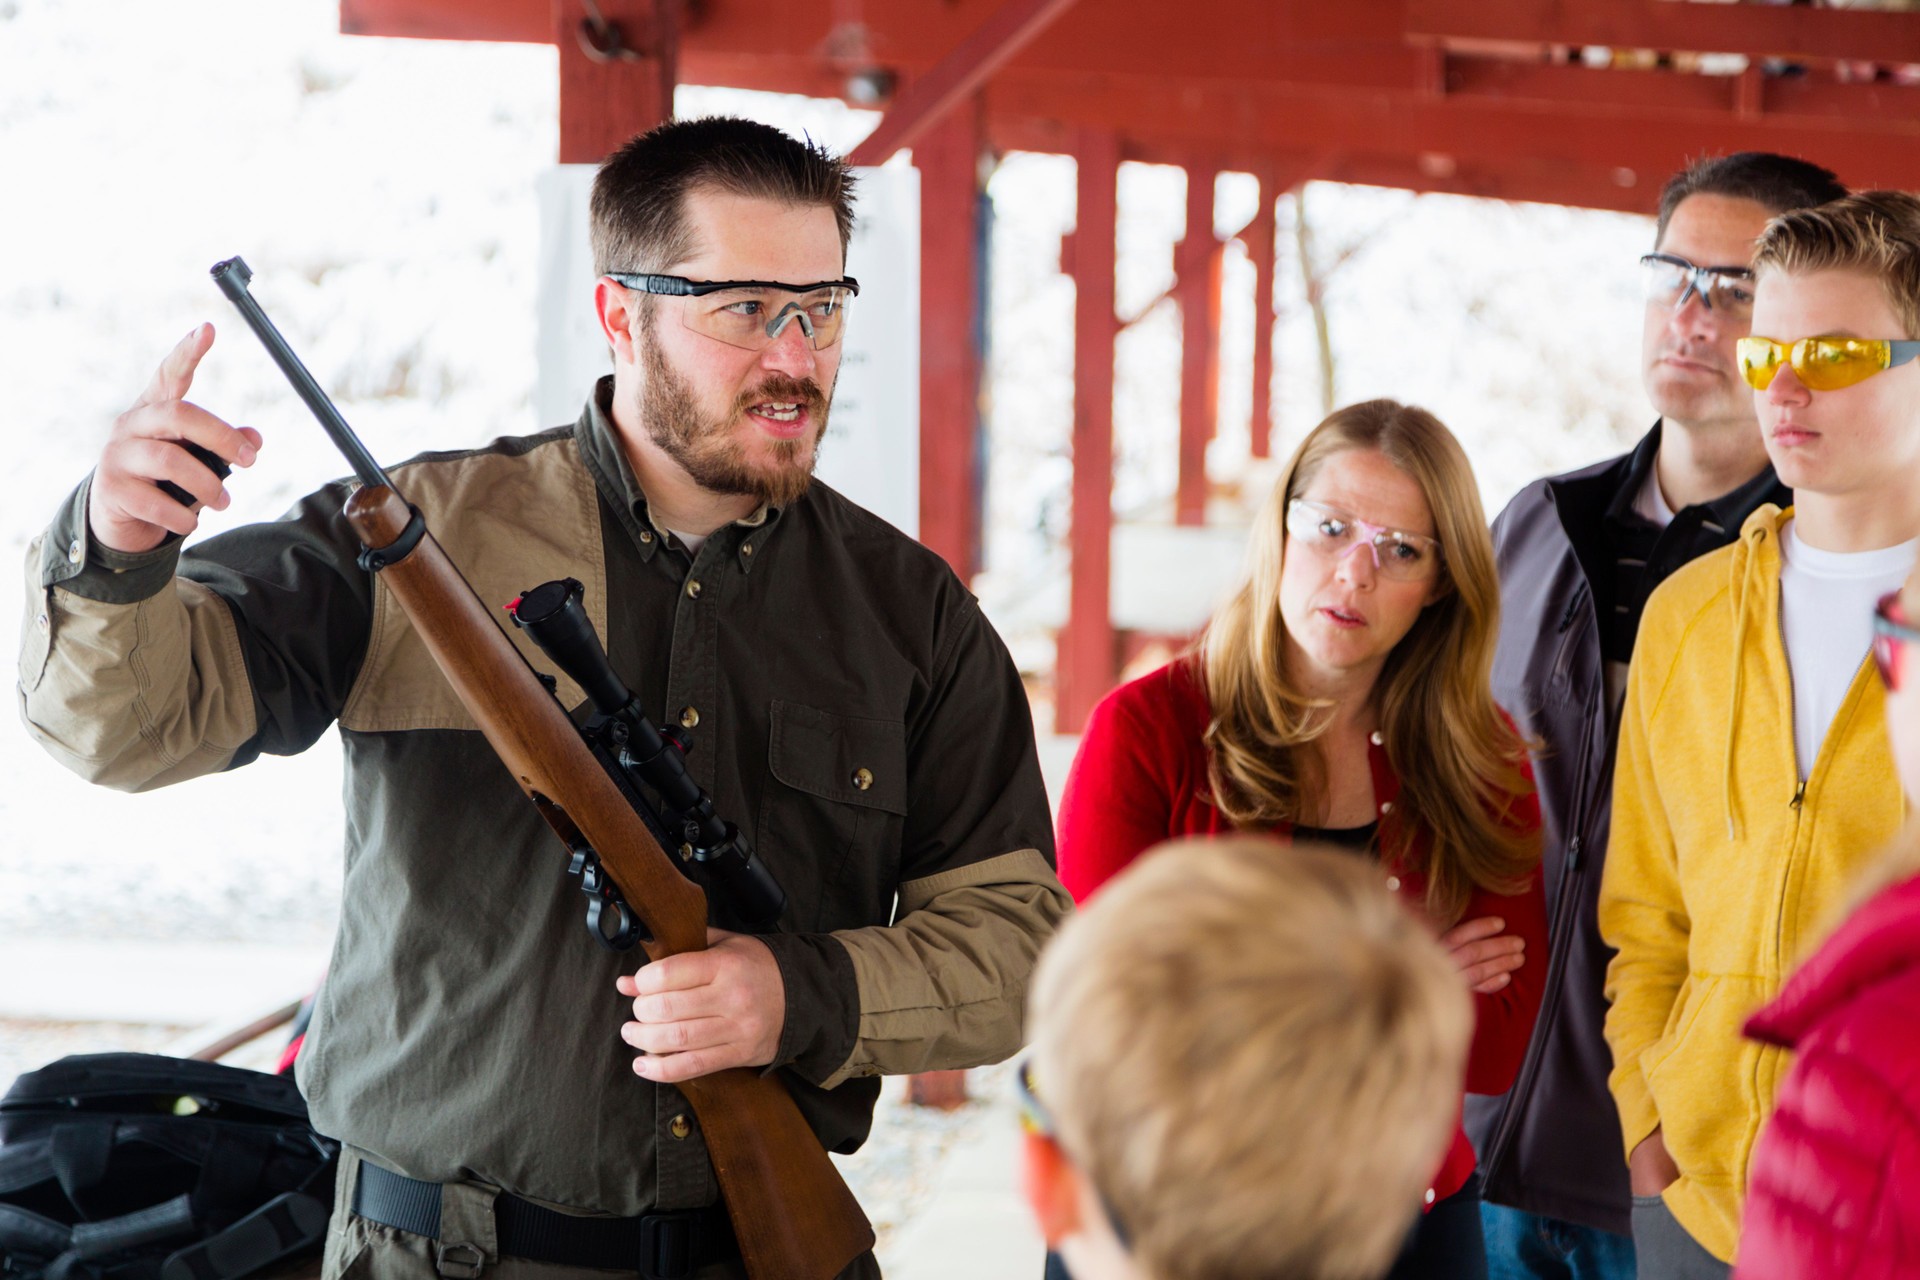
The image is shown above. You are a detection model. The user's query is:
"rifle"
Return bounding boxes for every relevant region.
[210,257,874,1280]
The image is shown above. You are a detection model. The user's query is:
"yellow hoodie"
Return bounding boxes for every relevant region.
[1600,504,1904,1263]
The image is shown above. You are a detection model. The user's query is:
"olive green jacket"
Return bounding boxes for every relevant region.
[19,383,1068,1214]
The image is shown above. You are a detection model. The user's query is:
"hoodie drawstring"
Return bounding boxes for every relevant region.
[1725,524,1770,841]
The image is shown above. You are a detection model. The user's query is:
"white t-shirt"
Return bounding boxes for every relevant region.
[1778,522,1918,778]
[668,529,710,556]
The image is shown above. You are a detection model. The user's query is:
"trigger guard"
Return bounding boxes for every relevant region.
[586,889,645,952]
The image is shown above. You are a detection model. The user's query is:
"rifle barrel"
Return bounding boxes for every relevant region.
[210,257,390,491]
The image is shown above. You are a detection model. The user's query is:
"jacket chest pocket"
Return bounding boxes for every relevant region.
[761,700,909,930]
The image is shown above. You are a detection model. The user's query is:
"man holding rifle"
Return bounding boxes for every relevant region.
[18,117,1069,1280]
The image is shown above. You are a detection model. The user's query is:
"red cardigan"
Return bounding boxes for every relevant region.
[1055,660,1547,1206]
[1736,871,1920,1280]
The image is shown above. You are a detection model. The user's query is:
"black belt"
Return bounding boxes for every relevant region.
[352,1160,738,1279]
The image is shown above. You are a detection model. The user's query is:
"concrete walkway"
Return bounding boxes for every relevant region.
[884,1083,1046,1279]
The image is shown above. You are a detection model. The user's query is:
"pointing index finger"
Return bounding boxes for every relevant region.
[137,323,215,409]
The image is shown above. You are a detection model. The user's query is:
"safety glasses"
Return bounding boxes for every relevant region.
[1013,1056,1134,1250]
[1873,591,1920,692]
[607,272,859,352]
[1285,499,1444,581]
[1737,335,1920,392]
[1640,253,1757,317]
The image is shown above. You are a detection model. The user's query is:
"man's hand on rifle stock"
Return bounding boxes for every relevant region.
[617,928,788,1082]
[91,324,262,554]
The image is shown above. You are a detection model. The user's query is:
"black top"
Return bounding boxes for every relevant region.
[1292,821,1379,856]
[1596,422,1790,666]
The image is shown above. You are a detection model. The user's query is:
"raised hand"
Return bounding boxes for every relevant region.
[88,323,262,553]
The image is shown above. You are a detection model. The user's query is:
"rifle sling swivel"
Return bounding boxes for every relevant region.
[356,505,428,573]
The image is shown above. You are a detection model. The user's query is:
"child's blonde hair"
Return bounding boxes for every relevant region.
[1026,837,1472,1280]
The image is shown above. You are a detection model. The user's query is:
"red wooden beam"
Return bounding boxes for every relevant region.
[555,0,676,165]
[847,0,1082,167]
[1246,178,1278,461]
[342,0,546,41]
[1176,164,1220,527]
[915,102,986,583]
[985,75,1920,199]
[341,0,1425,93]
[1407,0,1920,67]
[1056,130,1120,735]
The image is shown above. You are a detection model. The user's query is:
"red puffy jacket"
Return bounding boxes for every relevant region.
[1736,871,1920,1279]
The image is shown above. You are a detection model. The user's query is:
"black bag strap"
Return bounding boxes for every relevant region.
[0,1198,73,1262]
[159,1193,330,1280]
[48,1125,114,1208]
[68,1197,197,1261]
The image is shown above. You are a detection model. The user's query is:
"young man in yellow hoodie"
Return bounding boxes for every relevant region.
[1600,190,1920,1278]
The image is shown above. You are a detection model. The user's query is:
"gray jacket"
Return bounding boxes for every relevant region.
[1465,425,1787,1234]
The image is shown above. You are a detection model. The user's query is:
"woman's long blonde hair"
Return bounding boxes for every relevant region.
[1198,399,1538,926]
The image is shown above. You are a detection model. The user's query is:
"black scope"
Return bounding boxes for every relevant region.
[509,578,786,928]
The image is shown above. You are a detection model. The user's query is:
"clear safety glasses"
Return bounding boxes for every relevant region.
[607,273,860,352]
[1285,499,1444,581]
[1639,253,1757,317]
[1736,334,1920,392]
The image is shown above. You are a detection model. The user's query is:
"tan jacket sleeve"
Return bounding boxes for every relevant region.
[19,490,257,793]
[819,847,1070,1089]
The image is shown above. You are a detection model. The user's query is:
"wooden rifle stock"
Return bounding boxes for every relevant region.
[344,484,874,1280]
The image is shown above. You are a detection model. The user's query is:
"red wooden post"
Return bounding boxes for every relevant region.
[1176,164,1220,526]
[1247,177,1278,460]
[914,100,985,582]
[1056,130,1120,735]
[554,0,676,165]
[907,1069,971,1110]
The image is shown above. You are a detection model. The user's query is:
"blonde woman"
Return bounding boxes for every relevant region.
[1056,399,1546,1280]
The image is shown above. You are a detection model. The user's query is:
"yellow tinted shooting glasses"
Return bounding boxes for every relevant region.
[1737,335,1920,392]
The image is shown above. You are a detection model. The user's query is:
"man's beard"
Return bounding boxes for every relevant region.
[638,322,832,508]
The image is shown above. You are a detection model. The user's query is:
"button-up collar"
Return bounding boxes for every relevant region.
[572,376,783,574]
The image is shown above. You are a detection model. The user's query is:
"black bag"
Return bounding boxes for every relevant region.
[0,1054,337,1280]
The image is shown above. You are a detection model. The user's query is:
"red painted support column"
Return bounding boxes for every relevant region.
[1247,178,1279,460]
[1176,165,1221,525]
[914,100,984,582]
[1056,130,1120,735]
[554,0,676,164]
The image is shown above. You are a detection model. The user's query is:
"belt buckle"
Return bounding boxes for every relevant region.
[639,1214,693,1280]
[435,1242,486,1280]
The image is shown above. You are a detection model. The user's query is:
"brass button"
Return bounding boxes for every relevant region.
[639,530,655,544]
[679,843,694,862]
[669,1114,691,1140]
[680,706,699,728]
[852,767,873,791]
[741,542,755,557]
[686,578,702,599]
[67,539,83,565]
